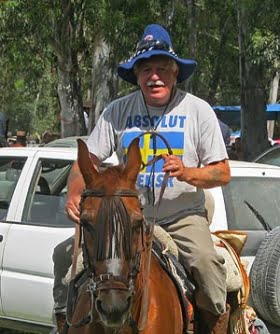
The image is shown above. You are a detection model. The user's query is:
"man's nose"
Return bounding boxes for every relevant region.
[150,71,160,80]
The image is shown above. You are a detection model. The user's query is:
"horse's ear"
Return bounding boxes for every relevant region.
[77,139,99,185]
[124,137,142,184]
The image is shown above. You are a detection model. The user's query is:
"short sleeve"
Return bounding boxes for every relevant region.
[87,108,116,161]
[198,110,229,166]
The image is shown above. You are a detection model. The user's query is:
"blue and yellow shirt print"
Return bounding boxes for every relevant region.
[122,131,184,189]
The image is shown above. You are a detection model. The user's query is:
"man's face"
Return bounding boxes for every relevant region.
[136,56,178,107]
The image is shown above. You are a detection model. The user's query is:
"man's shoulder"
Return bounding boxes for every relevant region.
[184,92,211,107]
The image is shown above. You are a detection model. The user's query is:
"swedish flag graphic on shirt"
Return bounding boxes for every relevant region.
[122,131,184,188]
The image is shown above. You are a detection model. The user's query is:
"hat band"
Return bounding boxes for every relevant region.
[127,39,178,63]
[136,39,171,52]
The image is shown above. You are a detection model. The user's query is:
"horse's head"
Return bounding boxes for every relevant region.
[77,138,144,328]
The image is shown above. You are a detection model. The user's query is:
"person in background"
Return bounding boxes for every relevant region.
[214,110,232,146]
[218,119,231,146]
[83,100,90,131]
[0,112,9,147]
[233,137,244,160]
[11,131,27,147]
[53,24,231,334]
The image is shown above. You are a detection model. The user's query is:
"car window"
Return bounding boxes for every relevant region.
[223,176,280,231]
[256,147,280,167]
[0,157,26,220]
[22,158,74,227]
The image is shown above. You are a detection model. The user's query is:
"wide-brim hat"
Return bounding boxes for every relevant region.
[117,24,197,85]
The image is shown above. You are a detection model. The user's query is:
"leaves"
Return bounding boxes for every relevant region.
[0,0,279,144]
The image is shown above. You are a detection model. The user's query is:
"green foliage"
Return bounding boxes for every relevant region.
[251,29,279,67]
[0,0,279,137]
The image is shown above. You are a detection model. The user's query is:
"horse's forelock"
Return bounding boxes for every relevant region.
[93,165,132,190]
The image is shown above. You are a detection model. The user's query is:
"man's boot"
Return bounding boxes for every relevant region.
[196,305,230,334]
[54,312,66,334]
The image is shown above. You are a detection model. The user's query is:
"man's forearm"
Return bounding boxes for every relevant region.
[178,160,231,189]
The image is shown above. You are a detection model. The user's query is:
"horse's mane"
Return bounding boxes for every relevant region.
[92,164,133,261]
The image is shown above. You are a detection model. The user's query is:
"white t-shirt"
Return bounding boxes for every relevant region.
[87,88,228,224]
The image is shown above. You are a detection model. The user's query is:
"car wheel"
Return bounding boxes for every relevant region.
[250,226,280,326]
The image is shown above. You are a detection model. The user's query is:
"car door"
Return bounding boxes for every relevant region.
[0,150,75,326]
[0,153,31,316]
[223,164,280,271]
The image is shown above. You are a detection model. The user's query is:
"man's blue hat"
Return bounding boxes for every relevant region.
[117,24,197,85]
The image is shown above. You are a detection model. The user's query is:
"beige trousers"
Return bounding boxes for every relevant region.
[163,214,227,316]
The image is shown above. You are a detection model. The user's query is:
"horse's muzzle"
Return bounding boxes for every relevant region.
[95,289,132,327]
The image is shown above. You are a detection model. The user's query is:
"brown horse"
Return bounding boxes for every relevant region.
[66,138,184,334]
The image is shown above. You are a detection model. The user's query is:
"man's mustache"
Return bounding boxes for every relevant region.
[147,80,165,87]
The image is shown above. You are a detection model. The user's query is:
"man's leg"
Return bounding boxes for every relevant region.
[164,214,229,333]
[52,236,75,333]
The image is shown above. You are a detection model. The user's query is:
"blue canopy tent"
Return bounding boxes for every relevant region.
[213,104,280,128]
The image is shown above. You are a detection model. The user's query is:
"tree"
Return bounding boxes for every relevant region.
[1,0,279,152]
[0,0,58,136]
[237,0,279,160]
[46,0,88,137]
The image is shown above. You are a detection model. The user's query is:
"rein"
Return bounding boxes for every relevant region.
[133,131,173,331]
[135,131,173,227]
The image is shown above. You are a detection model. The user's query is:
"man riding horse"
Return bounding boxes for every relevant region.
[54,23,231,333]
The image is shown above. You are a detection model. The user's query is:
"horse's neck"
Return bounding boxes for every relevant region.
[131,245,154,327]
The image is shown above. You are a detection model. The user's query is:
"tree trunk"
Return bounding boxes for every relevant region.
[207,17,231,105]
[88,37,117,132]
[267,71,279,138]
[237,0,270,161]
[57,66,84,137]
[184,0,197,93]
[51,0,86,137]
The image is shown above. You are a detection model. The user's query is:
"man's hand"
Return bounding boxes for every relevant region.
[65,193,81,223]
[162,154,230,188]
[162,154,185,179]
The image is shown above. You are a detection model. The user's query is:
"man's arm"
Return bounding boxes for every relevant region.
[162,154,230,189]
[65,153,101,222]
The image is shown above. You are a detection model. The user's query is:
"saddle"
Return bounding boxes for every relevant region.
[154,225,247,293]
[152,225,252,334]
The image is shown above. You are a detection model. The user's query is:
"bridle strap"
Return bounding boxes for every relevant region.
[134,131,173,224]
[133,131,173,331]
[82,189,139,199]
[136,131,173,156]
[70,221,81,281]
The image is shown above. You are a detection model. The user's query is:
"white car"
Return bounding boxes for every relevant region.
[0,145,280,332]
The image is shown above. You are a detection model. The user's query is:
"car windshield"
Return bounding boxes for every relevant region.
[256,147,280,167]
[223,176,280,231]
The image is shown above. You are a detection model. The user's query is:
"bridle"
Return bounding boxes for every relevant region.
[67,188,146,333]
[81,188,145,294]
